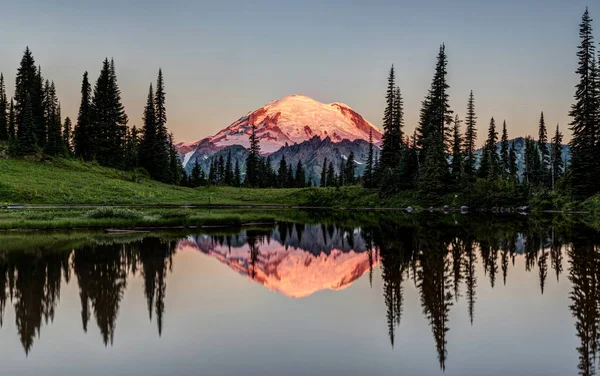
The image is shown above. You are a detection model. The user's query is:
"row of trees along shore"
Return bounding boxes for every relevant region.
[0,48,183,184]
[0,7,598,205]
[359,8,600,204]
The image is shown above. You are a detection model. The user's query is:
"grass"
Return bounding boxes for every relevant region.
[0,157,420,208]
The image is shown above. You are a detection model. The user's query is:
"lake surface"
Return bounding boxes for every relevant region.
[0,212,599,375]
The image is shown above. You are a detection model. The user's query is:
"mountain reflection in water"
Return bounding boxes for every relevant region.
[0,214,598,376]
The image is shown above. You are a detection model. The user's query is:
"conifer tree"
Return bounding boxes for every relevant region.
[538,112,550,186]
[123,125,140,169]
[63,117,73,154]
[278,156,288,188]
[326,162,335,188]
[321,158,328,187]
[500,120,509,175]
[153,69,172,182]
[295,160,306,188]
[551,124,564,190]
[481,117,499,180]
[378,65,400,172]
[463,91,477,178]
[363,128,375,187]
[191,160,202,187]
[17,93,37,155]
[44,82,63,156]
[15,48,42,153]
[168,134,181,185]
[217,155,225,184]
[508,143,518,179]
[450,115,463,184]
[415,45,453,200]
[569,8,599,198]
[139,84,157,174]
[224,151,233,186]
[245,124,260,187]
[344,152,356,185]
[233,160,241,187]
[8,99,15,141]
[73,72,93,159]
[90,59,128,168]
[339,158,346,186]
[0,74,7,141]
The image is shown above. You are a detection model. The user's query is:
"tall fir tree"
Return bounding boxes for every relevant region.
[538,111,550,186]
[344,152,356,185]
[14,47,43,152]
[224,151,233,186]
[295,160,306,188]
[569,8,599,198]
[508,143,518,179]
[123,125,140,170]
[500,120,509,175]
[321,157,328,187]
[463,91,477,178]
[326,161,335,188]
[63,117,73,154]
[44,81,63,156]
[8,99,15,140]
[278,155,288,188]
[551,124,564,190]
[139,84,158,175]
[168,133,181,185]
[483,117,500,180]
[245,124,261,187]
[153,69,172,183]
[450,115,463,184]
[363,128,375,187]
[73,72,93,160]
[416,45,453,199]
[90,58,128,168]
[17,93,37,155]
[378,65,397,174]
[233,160,241,187]
[0,73,7,141]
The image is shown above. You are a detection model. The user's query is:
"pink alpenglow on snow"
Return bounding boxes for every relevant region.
[188,94,382,154]
[178,236,378,298]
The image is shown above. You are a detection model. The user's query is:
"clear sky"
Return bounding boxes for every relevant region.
[0,0,592,145]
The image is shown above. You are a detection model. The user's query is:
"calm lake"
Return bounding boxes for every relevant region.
[0,212,598,375]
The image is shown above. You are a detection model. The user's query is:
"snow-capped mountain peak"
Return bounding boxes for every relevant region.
[208,94,382,153]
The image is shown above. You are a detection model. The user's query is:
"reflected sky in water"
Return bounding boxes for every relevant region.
[0,214,595,375]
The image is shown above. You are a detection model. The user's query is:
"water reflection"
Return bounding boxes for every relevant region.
[0,214,599,375]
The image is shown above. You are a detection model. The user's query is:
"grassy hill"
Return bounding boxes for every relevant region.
[0,157,401,207]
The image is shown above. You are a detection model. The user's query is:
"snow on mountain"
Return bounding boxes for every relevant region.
[177,225,377,298]
[178,94,382,163]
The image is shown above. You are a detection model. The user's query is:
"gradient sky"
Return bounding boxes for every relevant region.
[0,0,592,145]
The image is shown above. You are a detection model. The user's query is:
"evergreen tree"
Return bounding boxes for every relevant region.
[17,93,37,155]
[233,160,241,187]
[509,143,518,179]
[278,155,288,188]
[73,72,93,160]
[416,45,453,198]
[139,84,158,175]
[339,158,346,186]
[153,69,172,183]
[224,151,233,186]
[124,125,140,169]
[450,115,463,184]
[500,120,509,175]
[569,8,599,198]
[344,152,356,185]
[326,162,335,188]
[245,124,260,187]
[217,155,225,184]
[15,48,42,153]
[464,91,477,178]
[321,158,328,187]
[63,117,73,154]
[44,82,62,156]
[551,124,564,190]
[168,134,181,185]
[378,65,400,172]
[538,112,550,186]
[8,99,15,140]
[295,160,306,188]
[363,128,375,187]
[481,117,499,180]
[0,73,7,141]
[90,59,128,168]
[191,160,202,187]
